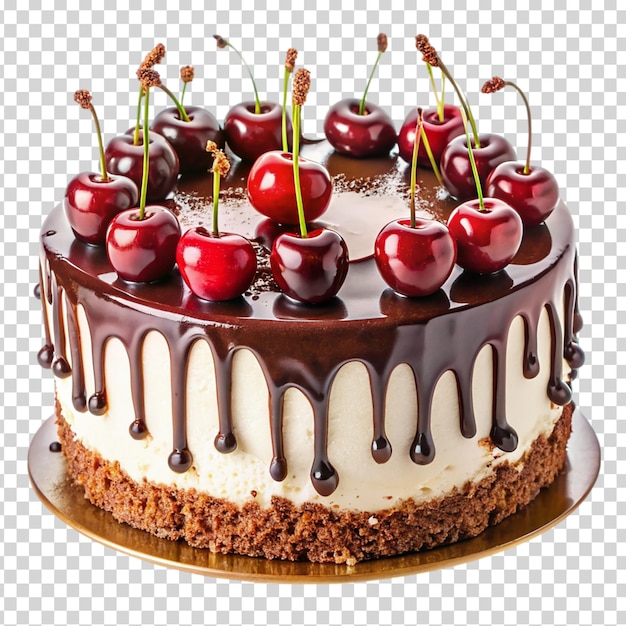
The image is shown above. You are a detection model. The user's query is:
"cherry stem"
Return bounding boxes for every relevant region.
[419,125,444,186]
[440,72,446,121]
[139,86,150,220]
[180,81,188,106]
[226,41,261,114]
[156,84,191,122]
[87,103,109,182]
[438,58,480,148]
[282,68,290,152]
[505,81,532,174]
[212,165,220,237]
[409,109,424,228]
[133,86,143,146]
[461,108,484,211]
[292,103,307,238]
[426,64,444,122]
[359,50,383,116]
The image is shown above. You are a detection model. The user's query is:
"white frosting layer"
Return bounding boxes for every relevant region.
[52,294,566,512]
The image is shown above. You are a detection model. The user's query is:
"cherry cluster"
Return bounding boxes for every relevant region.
[64,35,561,304]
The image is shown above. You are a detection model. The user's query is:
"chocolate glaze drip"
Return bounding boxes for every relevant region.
[269,391,288,481]
[64,294,86,412]
[38,145,582,496]
[50,274,71,379]
[36,266,54,369]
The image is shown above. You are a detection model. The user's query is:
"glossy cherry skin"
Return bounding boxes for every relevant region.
[270,228,349,304]
[106,206,181,282]
[152,106,225,174]
[176,227,257,301]
[397,105,464,168]
[104,131,179,202]
[64,172,139,245]
[485,161,560,227]
[224,101,291,162]
[374,218,457,297]
[323,97,397,158]
[440,134,516,201]
[247,151,332,225]
[447,198,523,274]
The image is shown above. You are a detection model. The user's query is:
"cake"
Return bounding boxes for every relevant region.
[36,43,585,566]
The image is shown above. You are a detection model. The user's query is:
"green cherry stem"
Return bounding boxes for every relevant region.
[437,58,480,148]
[282,69,290,151]
[513,82,533,175]
[86,103,108,182]
[292,103,307,238]
[426,64,444,122]
[133,86,143,145]
[282,49,298,152]
[461,108,485,211]
[156,83,191,122]
[216,36,261,114]
[212,165,220,236]
[359,33,388,116]
[481,76,532,174]
[416,35,479,145]
[139,86,151,221]
[359,51,383,115]
[439,72,446,120]
[409,108,424,228]
[419,125,444,186]
[206,142,230,236]
[180,66,194,106]
[74,90,109,181]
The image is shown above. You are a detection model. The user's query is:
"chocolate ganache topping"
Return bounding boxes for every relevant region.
[38,142,584,497]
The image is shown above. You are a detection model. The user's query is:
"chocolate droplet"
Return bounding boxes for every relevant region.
[491,423,518,453]
[37,344,54,369]
[168,448,193,473]
[371,435,392,464]
[52,356,71,378]
[548,379,572,406]
[410,432,435,465]
[311,459,338,496]
[88,391,107,415]
[129,420,148,440]
[270,456,288,481]
[214,431,237,454]
[564,341,585,369]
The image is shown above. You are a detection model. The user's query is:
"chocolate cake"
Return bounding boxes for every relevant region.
[37,140,584,565]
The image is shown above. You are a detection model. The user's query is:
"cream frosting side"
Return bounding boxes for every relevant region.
[51,291,567,512]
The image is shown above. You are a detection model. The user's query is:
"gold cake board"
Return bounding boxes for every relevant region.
[28,408,599,583]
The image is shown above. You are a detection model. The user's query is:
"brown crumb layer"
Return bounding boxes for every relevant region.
[56,402,572,565]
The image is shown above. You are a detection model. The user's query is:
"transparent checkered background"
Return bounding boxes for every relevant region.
[1,1,623,625]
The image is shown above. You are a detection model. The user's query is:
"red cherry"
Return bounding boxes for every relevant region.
[397,104,464,167]
[485,161,560,227]
[224,101,291,162]
[106,206,181,282]
[270,228,349,304]
[176,227,257,301]
[247,151,332,225]
[440,134,516,201]
[152,105,225,174]
[447,198,523,274]
[64,172,139,245]
[104,131,179,202]
[323,98,397,158]
[374,218,457,297]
